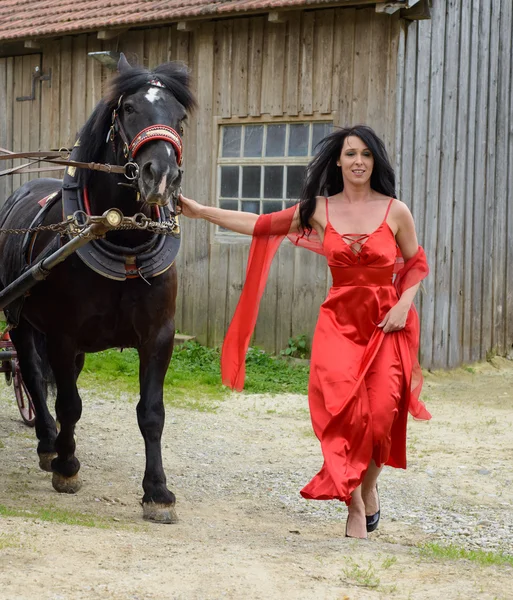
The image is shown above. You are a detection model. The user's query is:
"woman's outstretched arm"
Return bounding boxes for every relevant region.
[178,194,301,236]
[178,194,257,235]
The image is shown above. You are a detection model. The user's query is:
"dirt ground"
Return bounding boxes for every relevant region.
[0,357,512,600]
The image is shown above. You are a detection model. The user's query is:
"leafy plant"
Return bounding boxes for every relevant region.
[79,340,309,403]
[280,334,310,359]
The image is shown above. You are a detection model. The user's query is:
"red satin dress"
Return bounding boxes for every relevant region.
[221,198,431,505]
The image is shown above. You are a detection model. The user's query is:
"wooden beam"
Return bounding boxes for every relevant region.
[97,28,128,40]
[401,0,431,20]
[24,40,40,49]
[268,11,288,23]
[375,1,405,14]
[176,21,195,32]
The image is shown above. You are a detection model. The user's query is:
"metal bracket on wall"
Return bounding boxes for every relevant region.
[16,66,52,102]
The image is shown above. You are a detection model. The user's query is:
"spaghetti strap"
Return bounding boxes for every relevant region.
[383,198,394,222]
[325,197,330,222]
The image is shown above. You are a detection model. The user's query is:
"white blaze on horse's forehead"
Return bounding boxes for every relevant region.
[158,167,169,195]
[166,146,171,157]
[145,87,163,104]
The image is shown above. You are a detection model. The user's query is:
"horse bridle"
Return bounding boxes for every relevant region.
[107,83,184,168]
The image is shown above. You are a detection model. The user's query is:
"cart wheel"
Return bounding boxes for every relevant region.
[3,360,14,386]
[13,364,36,427]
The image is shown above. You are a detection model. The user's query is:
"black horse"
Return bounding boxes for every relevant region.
[0,54,196,522]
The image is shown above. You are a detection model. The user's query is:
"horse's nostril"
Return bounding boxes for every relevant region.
[142,162,158,186]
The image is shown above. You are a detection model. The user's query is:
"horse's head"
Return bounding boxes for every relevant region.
[77,54,196,214]
[112,54,195,211]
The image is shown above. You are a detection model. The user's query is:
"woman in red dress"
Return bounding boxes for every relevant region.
[179,125,430,539]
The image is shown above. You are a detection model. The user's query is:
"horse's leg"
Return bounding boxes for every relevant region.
[9,319,58,471]
[137,325,177,523]
[46,336,83,493]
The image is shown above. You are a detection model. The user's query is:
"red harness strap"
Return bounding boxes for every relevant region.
[129,125,183,165]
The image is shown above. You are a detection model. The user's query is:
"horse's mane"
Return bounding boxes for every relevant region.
[74,62,196,184]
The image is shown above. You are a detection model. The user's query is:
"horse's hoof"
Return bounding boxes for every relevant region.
[52,472,82,494]
[39,452,57,472]
[142,502,178,524]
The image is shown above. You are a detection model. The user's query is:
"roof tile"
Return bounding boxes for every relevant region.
[0,0,361,42]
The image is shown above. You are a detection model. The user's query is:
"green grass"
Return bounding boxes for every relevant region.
[0,533,20,550]
[419,542,513,567]
[80,342,309,409]
[0,503,114,528]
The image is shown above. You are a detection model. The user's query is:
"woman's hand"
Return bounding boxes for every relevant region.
[177,194,205,219]
[378,300,410,333]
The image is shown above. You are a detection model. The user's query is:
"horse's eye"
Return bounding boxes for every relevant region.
[179,123,184,136]
[124,104,134,115]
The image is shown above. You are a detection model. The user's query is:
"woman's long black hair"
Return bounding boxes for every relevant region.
[299,125,396,233]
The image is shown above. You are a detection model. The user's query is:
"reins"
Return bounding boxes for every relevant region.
[0,147,138,180]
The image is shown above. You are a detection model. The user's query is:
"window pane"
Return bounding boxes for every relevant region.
[288,123,309,157]
[262,201,283,214]
[241,200,260,214]
[220,166,239,198]
[243,125,263,157]
[285,200,297,209]
[220,200,238,211]
[222,126,241,157]
[242,166,261,198]
[312,122,332,154]
[264,166,284,198]
[286,165,305,199]
[265,124,286,157]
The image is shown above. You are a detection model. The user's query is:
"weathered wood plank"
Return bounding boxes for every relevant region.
[448,0,470,368]
[59,37,73,149]
[215,20,232,118]
[207,242,229,347]
[313,9,334,115]
[285,12,301,116]
[334,8,355,125]
[232,18,249,117]
[262,20,286,116]
[86,35,102,117]
[497,0,513,355]
[433,0,460,368]
[384,15,400,151]
[0,58,10,204]
[247,17,264,117]
[254,253,278,349]
[146,28,160,68]
[300,12,314,115]
[471,0,491,362]
[461,0,480,364]
[484,0,501,355]
[274,243,296,353]
[190,23,215,343]
[352,9,372,124]
[12,56,24,191]
[71,36,87,144]
[420,2,445,367]
[399,18,417,211]
[21,55,35,185]
[366,11,389,131]
[28,54,41,182]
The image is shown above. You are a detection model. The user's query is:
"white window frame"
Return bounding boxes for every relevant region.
[213,116,334,241]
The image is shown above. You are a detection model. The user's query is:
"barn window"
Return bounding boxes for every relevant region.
[217,122,332,232]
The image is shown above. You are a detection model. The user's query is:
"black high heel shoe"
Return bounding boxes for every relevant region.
[365,485,380,533]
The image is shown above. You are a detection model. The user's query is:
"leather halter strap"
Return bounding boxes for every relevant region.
[109,93,184,166]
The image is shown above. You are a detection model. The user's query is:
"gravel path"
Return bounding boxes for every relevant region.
[0,357,512,599]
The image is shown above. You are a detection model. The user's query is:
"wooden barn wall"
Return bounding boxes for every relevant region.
[0,7,399,356]
[170,7,400,353]
[396,0,512,368]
